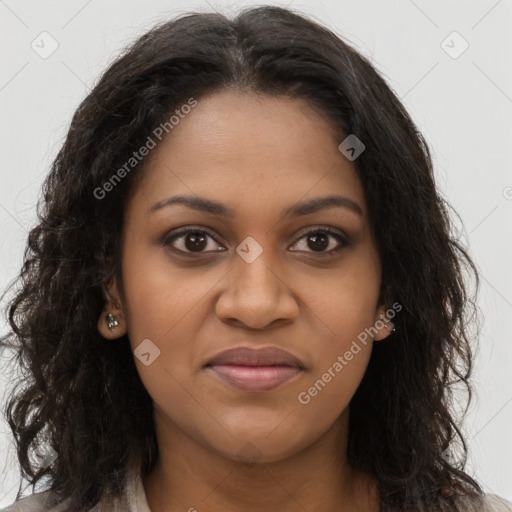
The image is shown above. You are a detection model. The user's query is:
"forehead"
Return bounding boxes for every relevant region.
[129,90,366,219]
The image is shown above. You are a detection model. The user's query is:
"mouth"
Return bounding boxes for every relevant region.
[204,346,305,392]
[205,363,303,392]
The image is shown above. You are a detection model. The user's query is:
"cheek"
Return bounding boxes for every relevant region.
[297,272,378,404]
[120,253,208,389]
[303,338,373,407]
[121,246,211,343]
[302,265,381,347]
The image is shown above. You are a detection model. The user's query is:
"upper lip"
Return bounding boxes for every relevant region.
[205,346,304,369]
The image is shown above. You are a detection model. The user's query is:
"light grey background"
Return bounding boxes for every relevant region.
[1,0,511,506]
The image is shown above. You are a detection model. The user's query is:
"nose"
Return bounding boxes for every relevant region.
[215,250,299,330]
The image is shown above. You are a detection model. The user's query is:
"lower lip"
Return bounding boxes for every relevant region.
[206,364,302,392]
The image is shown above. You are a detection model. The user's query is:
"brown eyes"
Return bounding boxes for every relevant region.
[162,225,349,257]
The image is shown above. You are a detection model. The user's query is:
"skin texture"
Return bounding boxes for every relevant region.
[98,90,393,511]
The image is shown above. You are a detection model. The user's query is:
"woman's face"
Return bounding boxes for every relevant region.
[99,90,392,463]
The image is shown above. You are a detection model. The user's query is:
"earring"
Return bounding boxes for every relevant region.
[105,312,120,330]
[379,313,396,334]
[383,320,396,333]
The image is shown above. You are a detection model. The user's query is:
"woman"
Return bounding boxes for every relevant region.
[1,5,511,511]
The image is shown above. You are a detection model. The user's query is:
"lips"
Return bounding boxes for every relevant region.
[204,346,305,392]
[205,346,304,369]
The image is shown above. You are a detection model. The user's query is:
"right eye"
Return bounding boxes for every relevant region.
[162,227,226,255]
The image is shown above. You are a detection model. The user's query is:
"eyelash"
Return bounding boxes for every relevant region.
[161,225,349,257]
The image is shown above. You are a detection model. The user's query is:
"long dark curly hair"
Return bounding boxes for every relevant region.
[1,5,483,511]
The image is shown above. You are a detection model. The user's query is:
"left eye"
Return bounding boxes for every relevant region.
[290,227,348,254]
[162,227,348,255]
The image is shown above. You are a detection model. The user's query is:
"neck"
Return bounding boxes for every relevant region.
[142,408,380,512]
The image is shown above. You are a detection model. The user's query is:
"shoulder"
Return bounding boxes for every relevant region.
[0,474,141,512]
[0,490,55,512]
[455,493,512,512]
[1,461,144,512]
[481,494,512,512]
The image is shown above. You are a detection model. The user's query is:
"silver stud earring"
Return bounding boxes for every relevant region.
[105,312,120,330]
[383,320,396,333]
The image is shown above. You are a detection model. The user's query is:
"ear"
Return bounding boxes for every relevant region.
[372,303,395,341]
[372,284,396,341]
[97,277,127,340]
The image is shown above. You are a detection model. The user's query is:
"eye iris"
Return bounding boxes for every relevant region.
[307,232,329,252]
[185,231,208,251]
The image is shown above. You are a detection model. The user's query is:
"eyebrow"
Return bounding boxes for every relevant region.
[147,194,363,218]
